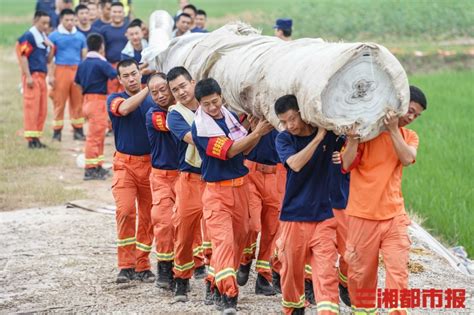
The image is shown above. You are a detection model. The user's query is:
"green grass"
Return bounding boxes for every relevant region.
[404,71,474,255]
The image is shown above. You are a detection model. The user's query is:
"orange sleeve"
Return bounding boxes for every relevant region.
[206,136,234,160]
[110,97,125,117]
[403,128,419,149]
[152,112,169,131]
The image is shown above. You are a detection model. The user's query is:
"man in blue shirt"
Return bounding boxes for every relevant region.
[192,78,273,313]
[91,0,111,30]
[75,4,93,38]
[274,95,339,315]
[48,8,87,141]
[120,20,150,86]
[107,59,154,284]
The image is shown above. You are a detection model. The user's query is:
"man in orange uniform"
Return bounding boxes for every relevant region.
[341,86,427,315]
[16,10,54,149]
[48,8,87,141]
[74,33,117,180]
[144,73,178,290]
[107,59,155,284]
[165,67,208,302]
[191,78,273,313]
[275,95,340,315]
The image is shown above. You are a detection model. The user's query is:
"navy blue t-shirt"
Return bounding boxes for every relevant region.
[17,31,48,73]
[276,130,338,222]
[107,91,152,155]
[145,104,179,170]
[191,117,248,182]
[91,19,109,31]
[75,57,117,95]
[77,26,94,38]
[99,24,128,63]
[246,129,280,165]
[329,136,350,210]
[166,109,201,174]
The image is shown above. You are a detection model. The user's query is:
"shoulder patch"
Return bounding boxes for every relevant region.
[19,41,33,57]
[152,111,169,132]
[110,97,125,117]
[206,136,233,160]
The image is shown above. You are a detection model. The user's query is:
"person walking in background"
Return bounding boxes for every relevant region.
[75,4,93,37]
[92,0,112,30]
[87,1,99,23]
[192,9,208,33]
[172,13,192,38]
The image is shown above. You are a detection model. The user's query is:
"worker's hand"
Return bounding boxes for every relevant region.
[247,114,259,131]
[44,37,54,48]
[332,151,341,164]
[383,110,399,133]
[48,75,55,88]
[26,75,34,89]
[315,126,327,140]
[254,119,273,136]
[345,123,360,142]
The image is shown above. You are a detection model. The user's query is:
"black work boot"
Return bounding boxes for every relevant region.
[174,278,189,302]
[28,140,36,149]
[136,269,155,283]
[97,165,111,178]
[292,307,305,315]
[272,270,282,294]
[214,286,224,311]
[339,283,351,307]
[194,265,207,279]
[221,294,238,314]
[255,273,276,296]
[84,168,106,181]
[304,279,316,305]
[52,129,62,142]
[116,268,136,283]
[33,138,47,148]
[204,280,214,305]
[156,261,174,290]
[236,262,252,286]
[73,127,86,141]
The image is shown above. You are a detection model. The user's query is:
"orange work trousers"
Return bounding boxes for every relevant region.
[83,94,107,168]
[333,209,348,287]
[107,62,122,94]
[50,65,84,130]
[345,214,411,315]
[22,72,47,140]
[112,151,153,272]
[240,161,280,281]
[202,177,250,298]
[278,219,339,315]
[173,172,206,279]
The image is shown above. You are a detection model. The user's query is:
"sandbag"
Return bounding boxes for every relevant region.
[143,11,409,141]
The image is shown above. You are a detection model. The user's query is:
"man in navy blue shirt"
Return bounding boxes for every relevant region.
[192,78,273,313]
[107,59,154,284]
[92,0,111,30]
[274,95,339,315]
[75,4,93,38]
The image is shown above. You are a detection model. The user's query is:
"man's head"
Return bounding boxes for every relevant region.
[399,85,427,127]
[148,73,175,108]
[56,0,73,12]
[117,59,142,94]
[129,18,149,41]
[86,33,104,53]
[126,21,143,47]
[87,2,98,22]
[99,0,112,20]
[275,94,308,136]
[33,11,51,33]
[75,4,89,26]
[60,9,75,31]
[110,2,124,25]
[182,4,197,22]
[195,78,223,119]
[273,18,292,40]
[195,9,206,29]
[175,13,192,34]
[167,66,195,106]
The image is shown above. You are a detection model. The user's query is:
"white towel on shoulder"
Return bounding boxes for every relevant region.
[195,106,247,141]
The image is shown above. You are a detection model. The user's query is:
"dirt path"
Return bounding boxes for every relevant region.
[1,206,472,314]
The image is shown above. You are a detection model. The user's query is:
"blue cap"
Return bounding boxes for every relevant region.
[273,18,292,30]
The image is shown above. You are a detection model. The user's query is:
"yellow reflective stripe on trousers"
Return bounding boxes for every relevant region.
[71,117,85,125]
[317,301,340,314]
[136,242,152,252]
[174,260,195,271]
[215,268,236,283]
[256,260,271,270]
[97,155,105,162]
[202,241,212,249]
[193,245,203,256]
[242,242,257,254]
[208,266,215,276]
[351,305,378,315]
[53,120,64,127]
[117,237,136,247]
[24,131,42,137]
[85,158,99,165]
[338,267,347,283]
[282,294,305,308]
[305,264,312,275]
[155,251,174,261]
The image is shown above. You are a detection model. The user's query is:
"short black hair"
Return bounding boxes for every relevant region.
[196,9,207,17]
[177,13,192,22]
[86,33,103,51]
[110,2,123,8]
[183,4,197,14]
[195,78,222,102]
[409,85,427,110]
[99,0,112,7]
[129,18,143,27]
[281,28,292,37]
[34,10,50,19]
[117,59,139,76]
[60,8,75,19]
[167,66,193,83]
[147,72,167,87]
[75,4,88,15]
[275,95,299,115]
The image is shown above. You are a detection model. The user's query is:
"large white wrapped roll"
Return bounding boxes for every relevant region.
[143,11,409,141]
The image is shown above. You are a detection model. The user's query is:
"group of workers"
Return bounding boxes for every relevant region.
[16,1,429,315]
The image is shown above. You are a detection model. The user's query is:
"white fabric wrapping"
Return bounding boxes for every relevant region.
[144,11,410,141]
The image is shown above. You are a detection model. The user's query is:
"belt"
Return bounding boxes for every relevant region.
[55,64,79,69]
[152,168,179,176]
[276,163,286,172]
[179,171,202,181]
[207,176,246,187]
[245,160,277,174]
[114,151,151,162]
[84,94,107,101]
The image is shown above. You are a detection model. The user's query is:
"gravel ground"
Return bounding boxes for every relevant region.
[0,206,472,314]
